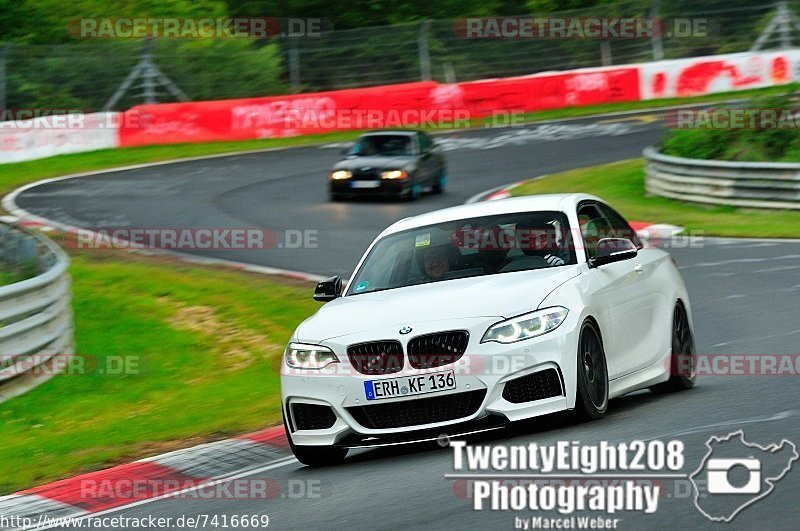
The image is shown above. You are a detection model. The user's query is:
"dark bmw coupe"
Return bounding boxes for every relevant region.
[328,130,446,201]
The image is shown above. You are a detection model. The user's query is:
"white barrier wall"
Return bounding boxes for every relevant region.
[0,112,120,164]
[638,49,800,100]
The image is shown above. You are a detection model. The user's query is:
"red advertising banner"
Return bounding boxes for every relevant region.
[118,68,641,147]
[119,82,439,146]
[450,67,641,117]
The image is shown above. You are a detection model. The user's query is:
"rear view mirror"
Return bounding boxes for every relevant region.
[313,276,343,302]
[591,238,637,267]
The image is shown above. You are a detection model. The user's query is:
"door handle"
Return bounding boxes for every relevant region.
[634,263,644,273]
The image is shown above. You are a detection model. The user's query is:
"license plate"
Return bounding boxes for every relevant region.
[350,180,380,188]
[364,370,456,401]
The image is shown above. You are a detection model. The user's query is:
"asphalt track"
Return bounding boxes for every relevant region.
[11,113,800,529]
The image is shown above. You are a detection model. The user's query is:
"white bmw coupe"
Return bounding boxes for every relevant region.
[281,194,696,465]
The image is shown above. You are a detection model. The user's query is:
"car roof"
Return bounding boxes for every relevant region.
[382,193,604,235]
[359,130,419,137]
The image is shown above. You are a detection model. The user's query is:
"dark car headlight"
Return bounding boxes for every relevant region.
[330,170,352,180]
[381,170,408,180]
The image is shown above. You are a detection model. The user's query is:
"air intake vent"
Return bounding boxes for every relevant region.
[502,368,563,404]
[291,403,337,431]
[347,340,404,375]
[407,331,469,369]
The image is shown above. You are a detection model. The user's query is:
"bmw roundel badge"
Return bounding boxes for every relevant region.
[399,325,413,335]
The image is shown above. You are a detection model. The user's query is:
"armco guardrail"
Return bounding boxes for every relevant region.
[644,147,800,210]
[0,222,73,403]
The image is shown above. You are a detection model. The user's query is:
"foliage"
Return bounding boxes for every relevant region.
[660,86,800,162]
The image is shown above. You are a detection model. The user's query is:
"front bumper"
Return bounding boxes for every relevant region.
[330,178,411,197]
[281,315,581,447]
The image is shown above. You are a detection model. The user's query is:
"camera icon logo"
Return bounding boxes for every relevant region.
[706,457,761,494]
[690,430,798,522]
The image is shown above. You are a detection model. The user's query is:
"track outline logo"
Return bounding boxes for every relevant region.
[689,430,798,522]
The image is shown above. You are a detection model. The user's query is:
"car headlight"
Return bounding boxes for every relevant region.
[381,170,408,180]
[481,307,569,344]
[285,342,339,369]
[330,170,352,180]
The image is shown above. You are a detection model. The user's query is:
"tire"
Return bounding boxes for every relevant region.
[573,319,609,421]
[650,301,696,393]
[329,192,344,202]
[283,415,348,466]
[432,167,447,194]
[405,180,422,201]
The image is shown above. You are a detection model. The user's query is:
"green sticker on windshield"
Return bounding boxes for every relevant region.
[355,281,369,292]
[415,233,431,247]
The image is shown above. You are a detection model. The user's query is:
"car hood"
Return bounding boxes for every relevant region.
[295,265,582,342]
[333,155,416,170]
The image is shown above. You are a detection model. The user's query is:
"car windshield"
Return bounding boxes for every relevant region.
[347,211,576,296]
[349,135,414,156]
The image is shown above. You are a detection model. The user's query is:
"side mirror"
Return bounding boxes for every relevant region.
[591,238,637,268]
[313,276,343,302]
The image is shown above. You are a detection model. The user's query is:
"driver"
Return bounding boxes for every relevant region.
[419,245,452,280]
[516,220,568,266]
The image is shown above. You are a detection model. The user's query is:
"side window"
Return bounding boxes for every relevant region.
[599,203,643,249]
[418,133,432,152]
[577,203,613,261]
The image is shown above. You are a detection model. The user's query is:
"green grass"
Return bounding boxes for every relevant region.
[0,269,21,286]
[0,85,790,213]
[0,264,35,287]
[0,246,319,494]
[511,159,800,238]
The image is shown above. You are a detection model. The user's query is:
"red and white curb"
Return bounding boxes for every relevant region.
[628,221,685,240]
[0,426,291,527]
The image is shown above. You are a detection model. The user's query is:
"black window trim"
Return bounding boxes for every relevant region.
[576,199,643,263]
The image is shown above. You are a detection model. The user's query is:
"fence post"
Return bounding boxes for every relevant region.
[289,47,301,93]
[418,20,432,81]
[0,43,9,112]
[600,41,612,66]
[141,38,156,104]
[650,0,664,60]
